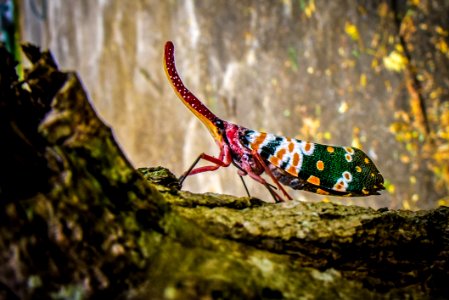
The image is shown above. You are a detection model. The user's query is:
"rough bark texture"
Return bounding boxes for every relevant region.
[0,44,448,300]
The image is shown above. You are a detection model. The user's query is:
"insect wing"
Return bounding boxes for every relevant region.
[241,130,384,196]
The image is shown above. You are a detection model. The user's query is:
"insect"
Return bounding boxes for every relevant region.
[163,41,384,202]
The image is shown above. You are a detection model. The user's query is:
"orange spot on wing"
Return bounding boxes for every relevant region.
[252,132,267,151]
[292,152,300,167]
[269,156,280,166]
[276,148,287,160]
[307,175,321,186]
[343,171,352,181]
[304,143,312,152]
[333,180,346,192]
[327,146,335,153]
[287,165,298,176]
[345,154,353,162]
[316,160,324,171]
[288,142,295,152]
[364,157,370,164]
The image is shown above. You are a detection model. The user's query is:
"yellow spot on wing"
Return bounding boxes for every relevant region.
[327,146,335,153]
[316,188,330,195]
[307,175,321,186]
[344,147,355,154]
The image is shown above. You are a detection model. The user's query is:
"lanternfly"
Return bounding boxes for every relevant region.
[163,41,384,202]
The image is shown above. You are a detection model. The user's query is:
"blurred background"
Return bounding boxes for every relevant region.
[5,0,449,209]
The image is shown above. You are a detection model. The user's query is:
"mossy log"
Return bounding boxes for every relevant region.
[0,44,448,300]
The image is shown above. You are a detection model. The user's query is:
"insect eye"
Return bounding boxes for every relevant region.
[215,119,224,129]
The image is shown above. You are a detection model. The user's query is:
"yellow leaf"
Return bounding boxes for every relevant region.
[338,101,349,114]
[378,3,389,18]
[389,122,402,133]
[360,73,367,87]
[441,109,449,125]
[430,88,442,99]
[351,138,362,149]
[436,38,449,55]
[400,154,410,164]
[395,44,404,52]
[387,183,395,194]
[384,80,392,92]
[436,26,449,36]
[383,50,407,72]
[403,199,411,210]
[304,0,315,18]
[438,198,448,206]
[383,179,395,194]
[345,22,360,41]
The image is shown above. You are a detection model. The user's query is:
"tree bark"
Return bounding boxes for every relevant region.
[0,44,448,300]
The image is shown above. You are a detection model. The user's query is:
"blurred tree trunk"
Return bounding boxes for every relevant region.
[0,44,448,299]
[17,0,449,209]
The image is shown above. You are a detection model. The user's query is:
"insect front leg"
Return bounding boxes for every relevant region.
[179,144,232,186]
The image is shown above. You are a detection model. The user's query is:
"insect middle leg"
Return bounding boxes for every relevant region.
[241,169,285,202]
[251,151,293,201]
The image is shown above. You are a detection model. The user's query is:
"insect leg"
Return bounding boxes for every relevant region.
[252,151,293,201]
[264,184,284,203]
[236,166,278,200]
[179,144,232,186]
[241,167,285,202]
[239,175,251,198]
